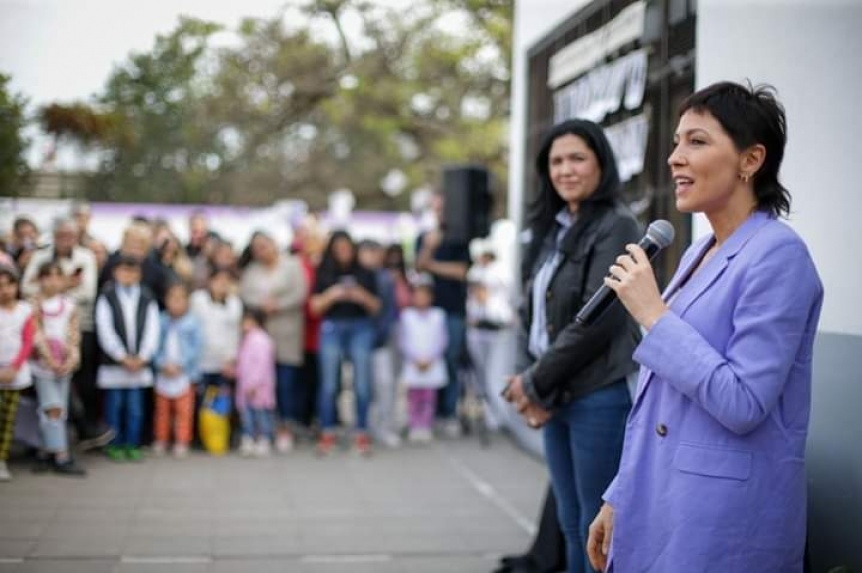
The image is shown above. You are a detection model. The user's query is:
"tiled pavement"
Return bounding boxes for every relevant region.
[0,436,547,572]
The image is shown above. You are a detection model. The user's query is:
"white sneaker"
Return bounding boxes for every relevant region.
[152,442,167,457]
[0,460,11,482]
[239,436,255,457]
[275,432,294,454]
[254,438,272,457]
[378,432,402,449]
[441,418,462,439]
[408,428,432,445]
[172,444,189,459]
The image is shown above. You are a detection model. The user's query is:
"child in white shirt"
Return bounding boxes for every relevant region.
[398,281,448,443]
[95,255,160,462]
[30,262,86,475]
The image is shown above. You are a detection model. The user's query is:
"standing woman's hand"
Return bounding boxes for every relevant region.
[587,503,615,572]
[502,375,552,428]
[604,244,668,330]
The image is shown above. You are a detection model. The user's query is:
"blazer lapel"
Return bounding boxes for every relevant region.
[630,236,711,408]
[668,211,771,318]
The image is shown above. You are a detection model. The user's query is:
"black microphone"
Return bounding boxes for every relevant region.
[575,220,675,327]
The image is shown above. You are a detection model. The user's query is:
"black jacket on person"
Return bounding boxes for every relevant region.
[99,250,170,309]
[517,202,642,408]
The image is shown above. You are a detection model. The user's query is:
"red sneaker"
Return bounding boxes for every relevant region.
[354,433,372,457]
[317,432,337,456]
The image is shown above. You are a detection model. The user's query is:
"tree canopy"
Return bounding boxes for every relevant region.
[40,0,513,210]
[0,74,29,195]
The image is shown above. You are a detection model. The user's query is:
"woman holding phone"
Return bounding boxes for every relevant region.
[310,231,381,456]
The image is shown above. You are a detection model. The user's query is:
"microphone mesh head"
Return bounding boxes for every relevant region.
[647,220,675,248]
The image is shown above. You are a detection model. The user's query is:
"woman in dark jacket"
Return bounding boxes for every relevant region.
[310,231,381,456]
[504,119,641,573]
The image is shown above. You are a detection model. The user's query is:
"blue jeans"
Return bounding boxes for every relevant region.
[104,387,144,448]
[275,363,301,424]
[240,407,274,440]
[438,313,466,419]
[543,380,631,573]
[317,318,375,431]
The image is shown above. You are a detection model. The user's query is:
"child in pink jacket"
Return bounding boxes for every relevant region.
[235,308,276,457]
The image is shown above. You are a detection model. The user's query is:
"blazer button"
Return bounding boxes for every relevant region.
[545,291,553,301]
[656,423,668,437]
[547,324,554,334]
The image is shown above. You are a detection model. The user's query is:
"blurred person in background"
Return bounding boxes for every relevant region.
[384,244,412,311]
[291,215,326,431]
[29,261,86,476]
[70,201,96,248]
[0,265,34,482]
[358,240,401,448]
[310,231,380,456]
[101,223,169,445]
[191,267,242,426]
[9,216,40,263]
[96,255,160,463]
[154,227,194,286]
[152,282,202,459]
[239,231,306,453]
[235,307,277,457]
[88,240,109,273]
[465,244,514,432]
[415,193,471,438]
[186,210,212,290]
[209,238,238,280]
[20,217,109,450]
[100,223,169,308]
[398,278,448,444]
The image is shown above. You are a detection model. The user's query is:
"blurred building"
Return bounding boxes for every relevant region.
[508,1,862,570]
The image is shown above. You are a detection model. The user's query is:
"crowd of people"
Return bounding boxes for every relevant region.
[0,197,515,481]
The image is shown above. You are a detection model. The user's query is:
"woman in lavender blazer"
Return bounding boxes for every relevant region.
[587,82,824,572]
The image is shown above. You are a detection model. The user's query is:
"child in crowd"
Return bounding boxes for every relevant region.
[191,268,241,391]
[235,308,276,457]
[30,262,86,475]
[95,255,160,462]
[153,283,202,458]
[0,265,34,482]
[398,279,448,444]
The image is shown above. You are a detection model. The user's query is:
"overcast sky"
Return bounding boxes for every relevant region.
[0,0,419,167]
[0,0,414,107]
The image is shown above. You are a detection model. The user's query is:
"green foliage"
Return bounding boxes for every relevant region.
[0,74,30,195]
[44,1,512,209]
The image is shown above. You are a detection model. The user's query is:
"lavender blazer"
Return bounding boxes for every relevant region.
[604,211,823,572]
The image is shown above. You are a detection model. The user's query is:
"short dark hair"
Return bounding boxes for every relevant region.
[679,81,790,218]
[209,265,235,281]
[242,306,267,328]
[0,264,20,283]
[165,281,189,297]
[115,254,143,269]
[13,216,37,233]
[37,261,65,279]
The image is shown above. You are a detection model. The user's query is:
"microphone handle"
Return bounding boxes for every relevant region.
[574,236,661,326]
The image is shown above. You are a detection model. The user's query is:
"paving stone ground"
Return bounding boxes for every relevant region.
[0,435,547,572]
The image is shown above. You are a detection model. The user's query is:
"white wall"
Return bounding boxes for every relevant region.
[696,0,862,336]
[508,0,591,229]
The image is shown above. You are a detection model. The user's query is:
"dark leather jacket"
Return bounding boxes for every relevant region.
[518,202,642,408]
